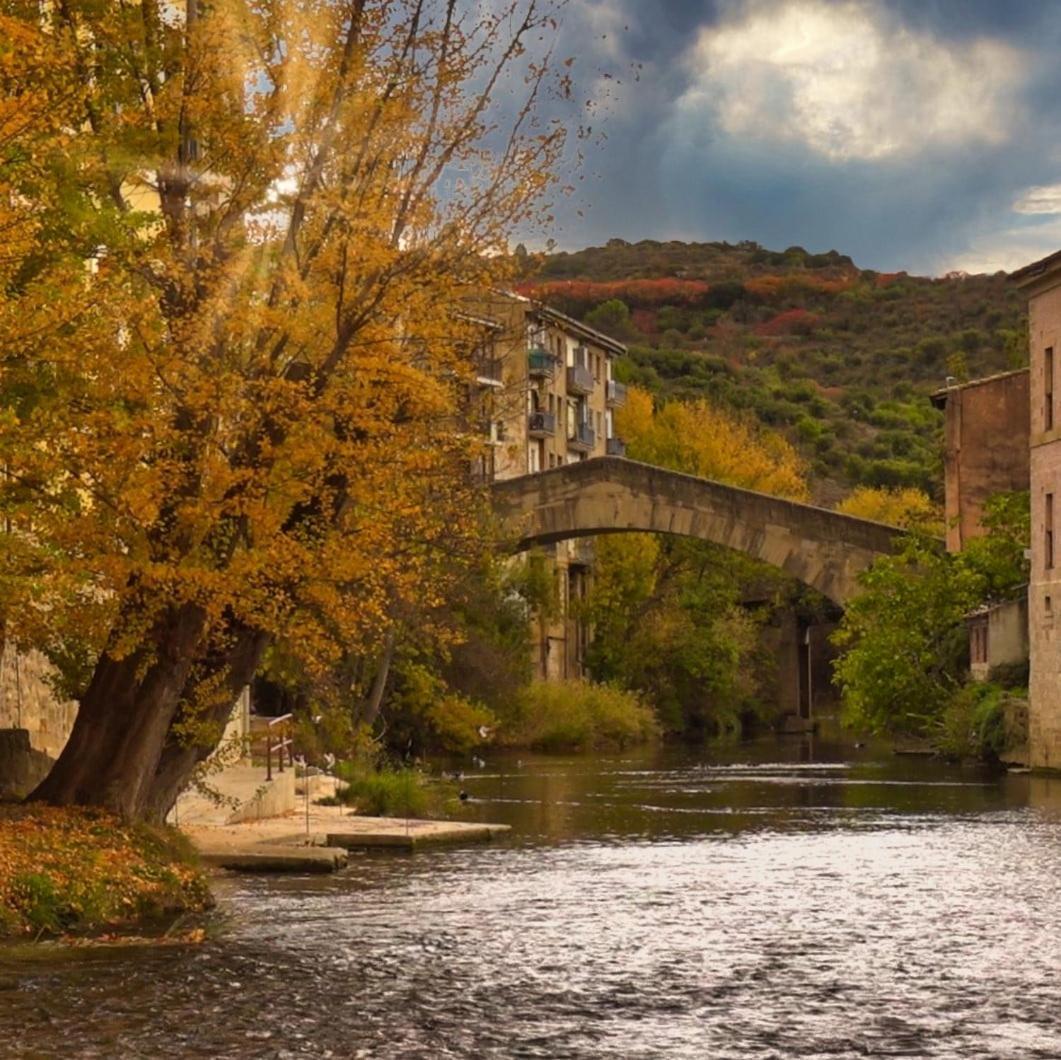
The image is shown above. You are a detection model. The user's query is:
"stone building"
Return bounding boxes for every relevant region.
[468,291,627,679]
[930,369,1031,688]
[930,368,1030,552]
[1013,251,1061,768]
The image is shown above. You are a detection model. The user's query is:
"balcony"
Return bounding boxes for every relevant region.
[568,422,595,452]
[528,347,559,379]
[606,379,627,406]
[606,436,626,457]
[475,357,504,388]
[566,363,594,395]
[528,410,556,437]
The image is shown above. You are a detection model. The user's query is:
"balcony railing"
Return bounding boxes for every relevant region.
[568,422,595,451]
[606,379,628,406]
[606,436,626,457]
[528,347,559,378]
[528,410,556,437]
[567,363,594,395]
[475,357,504,387]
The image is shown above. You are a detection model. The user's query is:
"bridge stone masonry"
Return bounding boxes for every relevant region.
[492,457,917,605]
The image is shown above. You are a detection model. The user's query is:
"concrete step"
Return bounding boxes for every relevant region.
[198,844,349,873]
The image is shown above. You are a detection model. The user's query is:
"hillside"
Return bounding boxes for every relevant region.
[517,239,1028,504]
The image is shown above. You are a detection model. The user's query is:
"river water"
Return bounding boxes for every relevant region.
[6,735,1061,1058]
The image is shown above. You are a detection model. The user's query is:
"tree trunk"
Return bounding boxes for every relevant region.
[29,602,207,819]
[359,630,396,728]
[141,625,269,825]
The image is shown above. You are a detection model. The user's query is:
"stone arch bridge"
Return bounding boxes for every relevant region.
[492,457,915,605]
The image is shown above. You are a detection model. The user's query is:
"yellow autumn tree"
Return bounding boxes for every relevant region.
[616,386,809,499]
[0,0,579,820]
[836,486,944,534]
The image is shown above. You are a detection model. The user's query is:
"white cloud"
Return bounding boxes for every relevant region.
[1013,184,1061,215]
[940,218,1061,275]
[677,0,1024,162]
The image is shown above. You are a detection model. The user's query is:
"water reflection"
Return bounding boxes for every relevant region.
[4,737,1061,1059]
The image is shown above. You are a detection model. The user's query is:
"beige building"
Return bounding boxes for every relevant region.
[1013,251,1061,767]
[469,291,627,679]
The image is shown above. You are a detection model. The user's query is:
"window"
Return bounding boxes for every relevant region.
[1047,347,1055,431]
[1047,492,1055,570]
[1046,595,1053,616]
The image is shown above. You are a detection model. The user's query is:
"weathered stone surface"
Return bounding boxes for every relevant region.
[0,728,55,800]
[493,457,912,604]
[0,646,78,759]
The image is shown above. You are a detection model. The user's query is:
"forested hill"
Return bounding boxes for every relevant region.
[516,239,1028,504]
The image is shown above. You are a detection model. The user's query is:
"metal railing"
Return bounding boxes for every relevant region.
[264,713,294,781]
[475,357,504,386]
[528,348,559,377]
[569,422,595,450]
[606,436,626,456]
[567,363,594,395]
[528,410,556,436]
[606,380,628,406]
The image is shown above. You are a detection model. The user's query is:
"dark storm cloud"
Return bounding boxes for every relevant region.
[540,0,1061,274]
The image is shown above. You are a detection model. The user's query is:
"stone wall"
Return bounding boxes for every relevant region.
[0,645,78,759]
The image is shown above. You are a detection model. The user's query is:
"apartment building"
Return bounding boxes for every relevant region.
[468,291,628,679]
[1013,251,1061,767]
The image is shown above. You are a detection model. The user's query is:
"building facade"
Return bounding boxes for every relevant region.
[469,291,628,679]
[1013,251,1061,767]
[930,368,1030,552]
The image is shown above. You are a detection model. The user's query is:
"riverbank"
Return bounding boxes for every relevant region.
[0,805,212,940]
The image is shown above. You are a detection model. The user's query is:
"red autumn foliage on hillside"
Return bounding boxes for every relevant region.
[516,278,712,311]
[754,308,821,337]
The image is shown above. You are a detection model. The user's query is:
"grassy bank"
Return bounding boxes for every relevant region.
[0,805,212,940]
[502,681,660,752]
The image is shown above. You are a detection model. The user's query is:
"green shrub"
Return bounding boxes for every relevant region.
[501,680,659,752]
[937,682,1007,760]
[333,762,451,818]
[987,660,1029,691]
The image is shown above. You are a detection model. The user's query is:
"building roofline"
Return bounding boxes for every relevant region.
[1010,248,1061,287]
[929,366,1029,409]
[532,302,628,356]
[480,288,628,355]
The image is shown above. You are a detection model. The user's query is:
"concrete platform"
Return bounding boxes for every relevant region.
[324,820,511,851]
[197,844,349,873]
[183,806,511,872]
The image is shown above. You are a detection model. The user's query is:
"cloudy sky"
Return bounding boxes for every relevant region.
[544,0,1061,275]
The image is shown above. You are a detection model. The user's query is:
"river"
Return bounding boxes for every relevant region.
[6,734,1061,1058]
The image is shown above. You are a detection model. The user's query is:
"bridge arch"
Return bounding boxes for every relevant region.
[492,457,912,605]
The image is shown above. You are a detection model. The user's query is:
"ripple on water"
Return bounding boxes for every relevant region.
[4,746,1061,1059]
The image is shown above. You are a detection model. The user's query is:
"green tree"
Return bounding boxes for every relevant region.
[832,492,1029,736]
[584,298,634,340]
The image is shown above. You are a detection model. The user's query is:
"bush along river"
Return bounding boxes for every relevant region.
[5,733,1061,1058]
